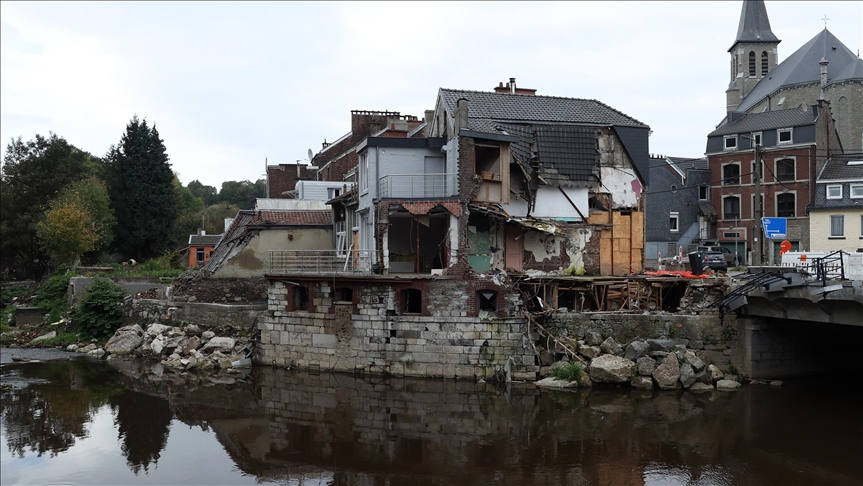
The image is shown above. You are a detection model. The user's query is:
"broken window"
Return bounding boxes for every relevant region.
[402,289,422,314]
[294,286,309,311]
[722,163,740,185]
[477,290,498,312]
[335,288,353,303]
[473,142,509,203]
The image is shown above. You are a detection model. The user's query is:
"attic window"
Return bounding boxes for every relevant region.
[761,51,768,75]
[777,129,793,144]
[847,160,863,166]
[748,51,756,77]
[724,136,737,150]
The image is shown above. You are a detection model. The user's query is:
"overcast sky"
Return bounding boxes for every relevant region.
[2,1,861,188]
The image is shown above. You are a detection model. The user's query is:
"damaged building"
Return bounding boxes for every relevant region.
[259,81,665,380]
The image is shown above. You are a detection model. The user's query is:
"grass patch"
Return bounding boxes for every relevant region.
[551,361,584,381]
[35,332,80,347]
[35,268,73,323]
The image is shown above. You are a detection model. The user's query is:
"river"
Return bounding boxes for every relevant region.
[1,348,861,486]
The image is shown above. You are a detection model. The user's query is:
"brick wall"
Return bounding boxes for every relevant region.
[267,164,317,198]
[258,279,536,380]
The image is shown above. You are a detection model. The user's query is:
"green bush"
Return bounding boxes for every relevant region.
[73,278,127,340]
[35,268,73,322]
[551,361,583,381]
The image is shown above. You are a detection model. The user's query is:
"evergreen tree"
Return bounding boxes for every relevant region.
[105,117,179,260]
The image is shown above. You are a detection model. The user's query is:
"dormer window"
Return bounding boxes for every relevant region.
[761,52,768,75]
[777,128,793,144]
[724,136,737,150]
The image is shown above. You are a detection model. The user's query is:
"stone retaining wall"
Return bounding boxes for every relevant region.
[170,271,268,303]
[124,299,265,331]
[258,280,535,380]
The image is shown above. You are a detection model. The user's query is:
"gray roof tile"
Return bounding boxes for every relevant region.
[829,57,863,84]
[708,108,815,137]
[736,29,858,113]
[731,0,779,49]
[817,155,863,181]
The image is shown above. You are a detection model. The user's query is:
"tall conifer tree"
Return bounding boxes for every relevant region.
[105,116,179,260]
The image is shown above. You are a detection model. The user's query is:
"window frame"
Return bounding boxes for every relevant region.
[776,192,796,218]
[751,132,762,147]
[359,154,369,193]
[830,215,844,238]
[723,136,738,151]
[775,158,795,182]
[722,195,741,220]
[761,51,768,76]
[722,162,741,185]
[196,248,205,263]
[669,212,680,232]
[748,51,756,77]
[849,184,863,199]
[777,128,793,145]
[698,185,709,201]
[826,185,843,200]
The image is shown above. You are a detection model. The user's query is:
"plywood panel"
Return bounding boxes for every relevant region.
[505,227,523,272]
[599,230,612,275]
[631,211,645,249]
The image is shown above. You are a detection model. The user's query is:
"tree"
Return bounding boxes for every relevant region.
[187,180,217,206]
[1,133,96,278]
[67,177,116,253]
[216,179,265,209]
[104,117,179,260]
[36,196,99,265]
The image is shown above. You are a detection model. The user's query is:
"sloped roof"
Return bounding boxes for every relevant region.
[188,234,222,246]
[439,88,648,128]
[736,29,858,113]
[201,211,256,273]
[668,157,709,171]
[252,210,332,226]
[829,57,863,85]
[730,0,779,51]
[817,155,863,181]
[708,108,815,137]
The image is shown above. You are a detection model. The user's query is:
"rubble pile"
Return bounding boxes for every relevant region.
[536,332,741,391]
[67,323,255,373]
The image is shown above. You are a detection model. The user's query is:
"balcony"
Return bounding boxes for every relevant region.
[268,250,372,275]
[378,173,457,199]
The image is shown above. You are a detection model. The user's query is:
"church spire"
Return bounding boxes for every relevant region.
[729,0,780,52]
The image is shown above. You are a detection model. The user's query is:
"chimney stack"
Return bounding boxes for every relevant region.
[509,77,516,94]
[455,98,469,132]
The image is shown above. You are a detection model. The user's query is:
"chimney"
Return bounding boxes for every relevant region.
[322,138,329,149]
[455,98,469,132]
[199,228,206,236]
[424,109,434,124]
[819,57,829,100]
[509,77,516,94]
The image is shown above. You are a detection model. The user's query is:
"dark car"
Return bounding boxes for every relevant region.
[702,251,728,272]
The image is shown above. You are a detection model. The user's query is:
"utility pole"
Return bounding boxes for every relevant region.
[753,144,763,266]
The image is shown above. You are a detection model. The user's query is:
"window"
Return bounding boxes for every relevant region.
[826,185,842,199]
[861,215,863,237]
[327,188,341,199]
[748,51,756,76]
[751,132,762,146]
[477,290,498,312]
[294,286,310,311]
[196,248,205,263]
[723,163,740,185]
[761,51,768,75]
[830,215,844,237]
[335,288,353,303]
[850,184,863,199]
[777,193,795,217]
[724,136,737,150]
[360,154,369,192]
[777,128,793,144]
[402,289,422,314]
[723,196,740,220]
[670,212,679,232]
[698,185,709,201]
[775,159,795,181]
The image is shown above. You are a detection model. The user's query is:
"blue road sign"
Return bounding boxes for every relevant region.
[762,217,787,239]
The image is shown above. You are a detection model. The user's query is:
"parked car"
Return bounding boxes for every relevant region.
[702,251,728,272]
[697,246,739,266]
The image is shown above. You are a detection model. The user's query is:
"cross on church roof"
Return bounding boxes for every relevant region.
[821,15,829,28]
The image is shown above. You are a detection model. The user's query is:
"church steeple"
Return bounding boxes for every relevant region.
[726,1,781,112]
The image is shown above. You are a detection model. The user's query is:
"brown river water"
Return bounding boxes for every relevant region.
[1,348,861,486]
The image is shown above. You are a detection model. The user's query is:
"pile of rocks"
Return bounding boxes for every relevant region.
[536,331,742,391]
[68,323,254,373]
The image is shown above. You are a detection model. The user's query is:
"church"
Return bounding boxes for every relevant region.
[723,0,861,152]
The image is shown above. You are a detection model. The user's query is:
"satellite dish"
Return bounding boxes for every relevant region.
[307,149,314,161]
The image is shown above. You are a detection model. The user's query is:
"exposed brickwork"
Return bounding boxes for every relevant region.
[266,163,317,198]
[171,272,268,303]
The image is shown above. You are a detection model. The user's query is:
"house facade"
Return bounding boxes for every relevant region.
[809,155,863,253]
[187,233,222,267]
[645,156,712,263]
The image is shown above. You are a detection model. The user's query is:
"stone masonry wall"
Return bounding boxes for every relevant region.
[171,272,268,303]
[259,279,535,380]
[124,298,265,331]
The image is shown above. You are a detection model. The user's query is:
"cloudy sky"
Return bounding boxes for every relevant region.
[2,1,860,188]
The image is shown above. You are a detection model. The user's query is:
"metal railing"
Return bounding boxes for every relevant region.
[268,250,372,275]
[378,173,457,199]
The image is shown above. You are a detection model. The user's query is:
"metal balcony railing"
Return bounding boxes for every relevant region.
[378,173,457,199]
[268,250,372,275]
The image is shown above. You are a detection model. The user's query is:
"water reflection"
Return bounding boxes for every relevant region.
[1,356,861,485]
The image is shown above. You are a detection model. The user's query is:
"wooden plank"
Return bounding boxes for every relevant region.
[631,211,645,249]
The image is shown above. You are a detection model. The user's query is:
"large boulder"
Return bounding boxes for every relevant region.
[684,350,706,372]
[679,364,696,389]
[201,330,216,344]
[589,355,637,383]
[201,337,236,354]
[578,345,601,359]
[646,339,675,352]
[636,356,656,376]
[600,337,624,356]
[707,364,725,382]
[716,379,742,390]
[625,341,650,361]
[105,325,144,356]
[631,376,654,389]
[146,324,172,337]
[181,336,202,355]
[535,377,578,389]
[689,382,715,392]
[652,353,680,390]
[584,331,603,346]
